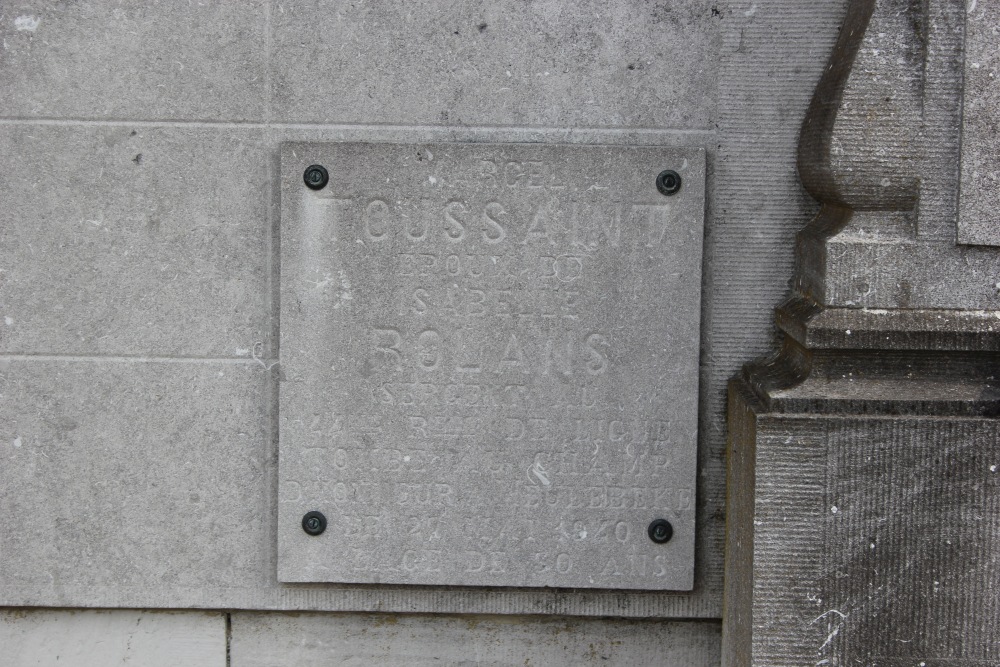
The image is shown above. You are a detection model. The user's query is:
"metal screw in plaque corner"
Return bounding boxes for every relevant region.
[656,169,682,196]
[647,518,674,544]
[301,510,327,536]
[303,164,329,190]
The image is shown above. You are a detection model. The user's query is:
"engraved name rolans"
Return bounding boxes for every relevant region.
[369,327,609,377]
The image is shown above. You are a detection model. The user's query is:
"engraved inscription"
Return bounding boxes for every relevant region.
[279,142,705,590]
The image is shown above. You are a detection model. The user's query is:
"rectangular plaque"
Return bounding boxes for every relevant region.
[278,142,705,590]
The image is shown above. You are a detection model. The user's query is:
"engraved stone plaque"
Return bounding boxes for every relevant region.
[278,142,705,590]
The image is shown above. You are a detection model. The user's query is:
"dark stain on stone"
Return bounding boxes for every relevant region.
[898,280,913,308]
[477,22,487,33]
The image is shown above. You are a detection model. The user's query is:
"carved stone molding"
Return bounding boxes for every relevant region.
[723,0,1000,664]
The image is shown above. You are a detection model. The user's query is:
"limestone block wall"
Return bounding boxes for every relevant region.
[0,0,848,662]
[1,610,720,666]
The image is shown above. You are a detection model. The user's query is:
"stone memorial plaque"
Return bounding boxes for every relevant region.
[277,142,705,590]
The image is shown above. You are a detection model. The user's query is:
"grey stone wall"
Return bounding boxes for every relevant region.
[1,609,721,666]
[0,0,861,663]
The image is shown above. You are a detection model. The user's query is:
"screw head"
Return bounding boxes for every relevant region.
[301,510,327,536]
[655,169,682,196]
[647,518,673,544]
[303,164,329,190]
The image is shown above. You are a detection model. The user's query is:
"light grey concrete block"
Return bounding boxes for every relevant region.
[269,0,719,128]
[958,0,1000,245]
[0,609,226,667]
[0,2,267,121]
[0,125,270,357]
[230,612,721,667]
[0,360,270,594]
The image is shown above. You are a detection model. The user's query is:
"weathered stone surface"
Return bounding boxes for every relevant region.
[787,0,979,316]
[795,0,976,305]
[0,361,270,594]
[707,0,850,625]
[270,1,719,128]
[0,0,852,624]
[723,0,1000,664]
[0,3,267,121]
[777,297,1000,352]
[0,125,270,357]
[278,142,704,589]
[791,209,1000,311]
[958,0,1000,245]
[0,610,226,667]
[230,612,722,667]
[725,388,1000,665]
